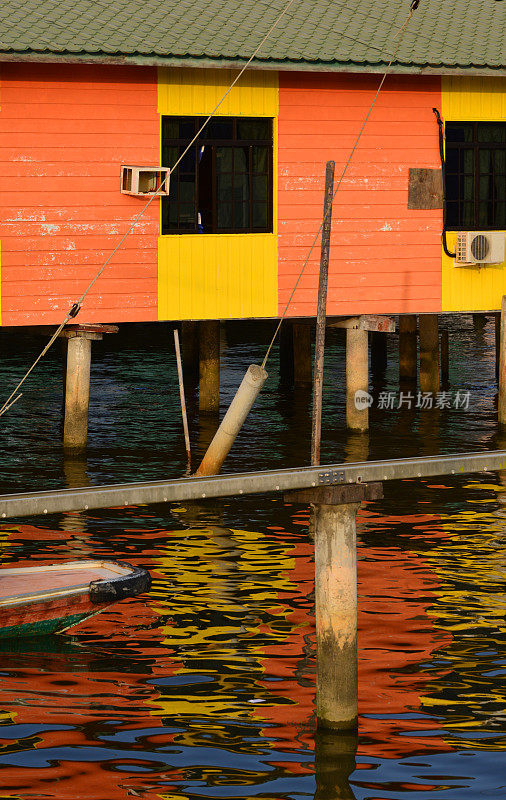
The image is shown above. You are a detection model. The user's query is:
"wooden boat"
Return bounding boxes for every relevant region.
[0,560,151,639]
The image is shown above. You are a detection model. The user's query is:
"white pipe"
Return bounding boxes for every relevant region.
[196,364,268,476]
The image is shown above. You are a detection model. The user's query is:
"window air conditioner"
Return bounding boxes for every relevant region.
[455,231,505,265]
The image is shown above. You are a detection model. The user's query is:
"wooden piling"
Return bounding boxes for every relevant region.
[399,314,417,382]
[311,159,335,466]
[419,314,440,395]
[199,320,220,414]
[314,730,358,800]
[346,328,369,431]
[181,320,199,382]
[496,312,501,381]
[440,329,449,386]
[293,323,312,386]
[285,482,383,731]
[370,332,387,376]
[499,297,506,426]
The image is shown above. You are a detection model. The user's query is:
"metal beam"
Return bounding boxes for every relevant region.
[1,450,506,519]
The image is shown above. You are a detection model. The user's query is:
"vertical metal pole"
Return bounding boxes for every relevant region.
[174,329,191,472]
[311,160,335,466]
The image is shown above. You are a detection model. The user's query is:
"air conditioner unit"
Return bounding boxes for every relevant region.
[455,231,505,265]
[120,165,170,196]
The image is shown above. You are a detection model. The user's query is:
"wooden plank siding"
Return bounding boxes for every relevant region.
[0,63,160,326]
[277,72,443,317]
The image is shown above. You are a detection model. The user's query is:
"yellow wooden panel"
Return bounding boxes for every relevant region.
[158,233,278,319]
[157,67,279,320]
[158,67,278,117]
[442,77,506,311]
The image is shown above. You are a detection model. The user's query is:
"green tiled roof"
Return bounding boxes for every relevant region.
[0,0,505,71]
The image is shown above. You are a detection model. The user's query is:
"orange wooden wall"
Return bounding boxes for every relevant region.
[277,72,443,317]
[0,63,160,326]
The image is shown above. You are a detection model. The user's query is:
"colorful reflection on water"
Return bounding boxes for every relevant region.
[0,316,505,798]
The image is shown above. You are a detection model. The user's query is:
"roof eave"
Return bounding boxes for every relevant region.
[1,51,506,77]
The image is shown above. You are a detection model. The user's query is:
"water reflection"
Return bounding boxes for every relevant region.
[0,318,505,797]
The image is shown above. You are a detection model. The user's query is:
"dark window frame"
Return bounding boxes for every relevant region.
[161,116,273,235]
[445,121,506,231]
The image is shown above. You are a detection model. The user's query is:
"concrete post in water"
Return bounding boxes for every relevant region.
[196,364,268,476]
[199,320,220,414]
[419,314,440,395]
[399,314,417,382]
[499,297,506,426]
[62,332,94,452]
[293,323,312,386]
[346,328,369,431]
[440,328,449,386]
[285,482,383,731]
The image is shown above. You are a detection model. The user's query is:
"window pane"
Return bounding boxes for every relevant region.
[495,203,506,227]
[234,147,248,173]
[206,119,234,139]
[233,173,249,204]
[237,119,270,140]
[463,175,474,203]
[234,202,249,230]
[253,146,268,173]
[478,123,506,143]
[252,203,267,228]
[179,146,196,174]
[162,117,196,139]
[494,150,506,173]
[446,123,473,143]
[446,201,459,228]
[462,201,474,227]
[162,145,179,166]
[253,174,268,203]
[179,203,195,227]
[462,149,473,173]
[217,202,232,229]
[479,149,493,173]
[216,147,233,172]
[217,173,233,202]
[478,200,492,227]
[445,148,459,171]
[179,177,195,202]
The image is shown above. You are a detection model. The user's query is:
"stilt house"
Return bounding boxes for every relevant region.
[0,0,505,326]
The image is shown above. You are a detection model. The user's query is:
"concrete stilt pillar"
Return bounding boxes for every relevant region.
[60,324,117,452]
[474,312,487,331]
[419,314,440,395]
[499,297,506,426]
[441,329,449,386]
[181,320,199,382]
[293,323,312,386]
[63,333,93,452]
[199,320,220,414]
[279,321,295,385]
[399,314,417,382]
[346,328,369,431]
[370,332,387,376]
[285,482,383,731]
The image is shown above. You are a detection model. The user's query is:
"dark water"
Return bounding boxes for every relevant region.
[0,316,505,799]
